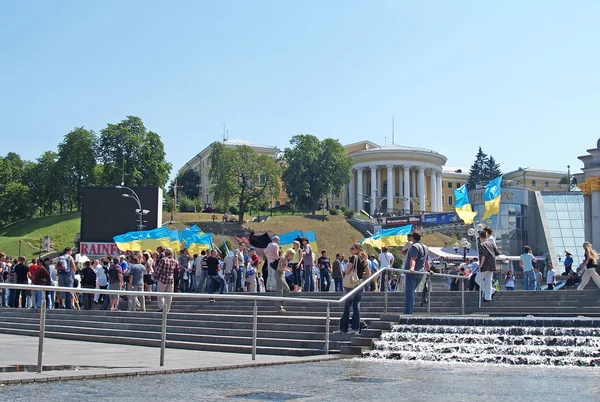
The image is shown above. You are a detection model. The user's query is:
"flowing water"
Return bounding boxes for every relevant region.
[1,359,598,401]
[369,323,600,366]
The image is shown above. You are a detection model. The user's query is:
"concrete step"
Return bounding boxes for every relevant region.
[0,327,328,357]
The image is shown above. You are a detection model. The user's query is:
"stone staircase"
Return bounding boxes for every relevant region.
[0,289,599,357]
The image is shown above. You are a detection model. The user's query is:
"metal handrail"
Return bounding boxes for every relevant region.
[0,268,471,373]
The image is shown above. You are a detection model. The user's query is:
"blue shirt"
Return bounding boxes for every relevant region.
[564,256,573,268]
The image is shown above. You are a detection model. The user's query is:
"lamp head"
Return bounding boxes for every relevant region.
[467,228,476,237]
[475,223,484,232]
[122,194,130,198]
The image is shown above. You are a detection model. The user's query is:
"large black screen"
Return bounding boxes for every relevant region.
[80,186,163,242]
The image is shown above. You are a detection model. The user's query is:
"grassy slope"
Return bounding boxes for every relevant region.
[0,213,81,258]
[245,215,364,255]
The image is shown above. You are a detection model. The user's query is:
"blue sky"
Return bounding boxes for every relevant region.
[1,0,597,178]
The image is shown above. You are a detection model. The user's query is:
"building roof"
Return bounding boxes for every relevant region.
[442,166,469,175]
[374,144,440,154]
[223,138,279,150]
[504,167,567,176]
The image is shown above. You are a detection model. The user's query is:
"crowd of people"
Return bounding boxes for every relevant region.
[0,230,597,327]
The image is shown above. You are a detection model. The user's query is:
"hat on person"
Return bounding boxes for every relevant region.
[164,248,173,254]
[565,249,573,256]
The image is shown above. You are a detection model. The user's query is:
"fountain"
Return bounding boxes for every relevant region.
[367,317,600,366]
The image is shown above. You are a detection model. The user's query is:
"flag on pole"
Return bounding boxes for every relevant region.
[454,184,478,225]
[483,176,503,220]
[361,225,413,248]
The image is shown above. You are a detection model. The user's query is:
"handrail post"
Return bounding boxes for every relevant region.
[37,297,46,373]
[160,305,167,366]
[252,299,258,360]
[427,274,431,316]
[461,279,465,315]
[384,270,388,315]
[478,284,482,308]
[325,303,330,355]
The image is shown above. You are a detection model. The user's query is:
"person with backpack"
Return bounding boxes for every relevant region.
[56,248,76,309]
[404,231,431,315]
[107,257,123,311]
[80,261,97,310]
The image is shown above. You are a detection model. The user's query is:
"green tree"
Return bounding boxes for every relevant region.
[282,134,352,213]
[97,116,171,188]
[208,142,281,222]
[468,147,488,189]
[0,152,25,193]
[56,127,98,211]
[168,168,201,199]
[0,182,35,224]
[482,155,502,181]
[22,151,57,216]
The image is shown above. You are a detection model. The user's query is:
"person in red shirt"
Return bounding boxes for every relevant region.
[246,248,260,293]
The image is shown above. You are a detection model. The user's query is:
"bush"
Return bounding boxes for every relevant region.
[228,205,239,215]
[344,209,355,219]
[178,195,195,212]
[389,248,404,268]
[329,208,338,216]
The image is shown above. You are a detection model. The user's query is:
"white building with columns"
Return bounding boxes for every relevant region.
[339,141,447,216]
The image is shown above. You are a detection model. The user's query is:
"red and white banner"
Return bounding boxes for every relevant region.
[79,242,134,256]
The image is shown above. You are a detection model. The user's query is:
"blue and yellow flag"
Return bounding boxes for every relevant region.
[483,176,503,220]
[303,231,320,254]
[361,225,413,249]
[180,225,203,247]
[187,233,214,255]
[114,227,173,252]
[454,184,478,225]
[278,230,303,251]
[169,229,181,252]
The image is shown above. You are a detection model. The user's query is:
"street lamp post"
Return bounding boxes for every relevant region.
[453,238,471,261]
[116,186,149,231]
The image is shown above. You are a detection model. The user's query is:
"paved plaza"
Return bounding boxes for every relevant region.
[0,334,340,385]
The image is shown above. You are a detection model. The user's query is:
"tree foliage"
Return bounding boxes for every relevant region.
[282,135,352,213]
[169,168,201,199]
[0,116,171,227]
[97,116,171,188]
[208,142,281,222]
[56,127,97,211]
[468,147,502,189]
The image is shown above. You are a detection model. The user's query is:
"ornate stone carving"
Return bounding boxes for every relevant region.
[588,177,600,192]
[578,182,591,195]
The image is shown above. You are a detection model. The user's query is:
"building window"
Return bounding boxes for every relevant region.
[448,182,453,189]
[457,183,462,189]
[448,196,453,206]
[545,181,550,188]
[532,180,537,187]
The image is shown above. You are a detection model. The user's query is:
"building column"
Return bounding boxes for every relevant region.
[348,169,356,212]
[397,167,402,198]
[418,167,426,214]
[411,168,417,198]
[370,165,377,216]
[386,164,394,213]
[403,166,411,214]
[436,171,443,212]
[356,167,364,213]
[591,178,600,246]
[429,171,437,213]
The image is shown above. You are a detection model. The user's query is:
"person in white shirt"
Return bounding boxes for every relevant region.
[94,260,108,304]
[378,246,395,292]
[484,227,496,246]
[265,236,280,291]
[546,265,556,290]
[468,257,480,291]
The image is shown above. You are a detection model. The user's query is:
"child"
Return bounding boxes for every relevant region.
[546,265,556,290]
[533,267,543,291]
[505,270,515,291]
